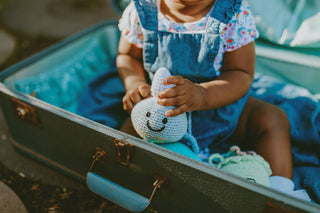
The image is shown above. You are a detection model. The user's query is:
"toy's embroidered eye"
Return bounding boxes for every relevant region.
[146,112,151,117]
[162,118,168,124]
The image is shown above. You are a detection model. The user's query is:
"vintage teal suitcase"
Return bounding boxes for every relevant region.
[0,20,320,213]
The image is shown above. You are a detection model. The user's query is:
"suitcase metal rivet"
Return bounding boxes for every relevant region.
[10,97,42,127]
[16,107,27,118]
[114,139,135,167]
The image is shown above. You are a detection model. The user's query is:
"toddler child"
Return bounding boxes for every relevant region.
[116,0,310,201]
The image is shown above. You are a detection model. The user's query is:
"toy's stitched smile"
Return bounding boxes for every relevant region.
[146,120,165,132]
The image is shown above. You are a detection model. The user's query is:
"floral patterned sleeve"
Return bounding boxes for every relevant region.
[221,0,259,52]
[118,2,144,48]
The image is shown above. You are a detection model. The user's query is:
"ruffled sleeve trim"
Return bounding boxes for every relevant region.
[118,2,144,48]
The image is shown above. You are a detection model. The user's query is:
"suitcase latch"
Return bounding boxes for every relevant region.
[114,139,135,166]
[88,147,107,173]
[11,97,42,128]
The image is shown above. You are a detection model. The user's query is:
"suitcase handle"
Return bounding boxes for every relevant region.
[86,172,167,212]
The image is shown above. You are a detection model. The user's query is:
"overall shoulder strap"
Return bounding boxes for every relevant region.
[207,0,242,33]
[212,0,242,24]
[133,0,158,31]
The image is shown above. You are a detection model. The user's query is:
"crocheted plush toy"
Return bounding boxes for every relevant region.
[209,146,272,186]
[131,68,200,160]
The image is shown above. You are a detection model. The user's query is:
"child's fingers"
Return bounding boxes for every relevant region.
[157,95,187,106]
[122,96,134,113]
[165,104,189,117]
[138,84,151,98]
[162,75,185,85]
[158,85,185,98]
[129,91,142,104]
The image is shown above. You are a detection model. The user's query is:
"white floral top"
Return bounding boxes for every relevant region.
[118,0,259,71]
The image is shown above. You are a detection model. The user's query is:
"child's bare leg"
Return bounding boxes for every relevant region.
[230,97,292,179]
[231,98,312,201]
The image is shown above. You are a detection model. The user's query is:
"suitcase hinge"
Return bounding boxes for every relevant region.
[114,139,135,166]
[11,97,42,127]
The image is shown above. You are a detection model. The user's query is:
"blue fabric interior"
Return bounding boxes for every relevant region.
[14,38,110,112]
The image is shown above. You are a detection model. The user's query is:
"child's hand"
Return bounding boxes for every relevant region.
[123,81,151,113]
[157,75,206,117]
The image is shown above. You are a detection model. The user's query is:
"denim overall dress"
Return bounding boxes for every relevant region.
[133,0,249,151]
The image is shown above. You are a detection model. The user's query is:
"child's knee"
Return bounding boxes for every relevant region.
[256,104,290,134]
[246,102,290,139]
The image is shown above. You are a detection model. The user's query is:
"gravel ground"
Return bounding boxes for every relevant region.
[0,161,130,213]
